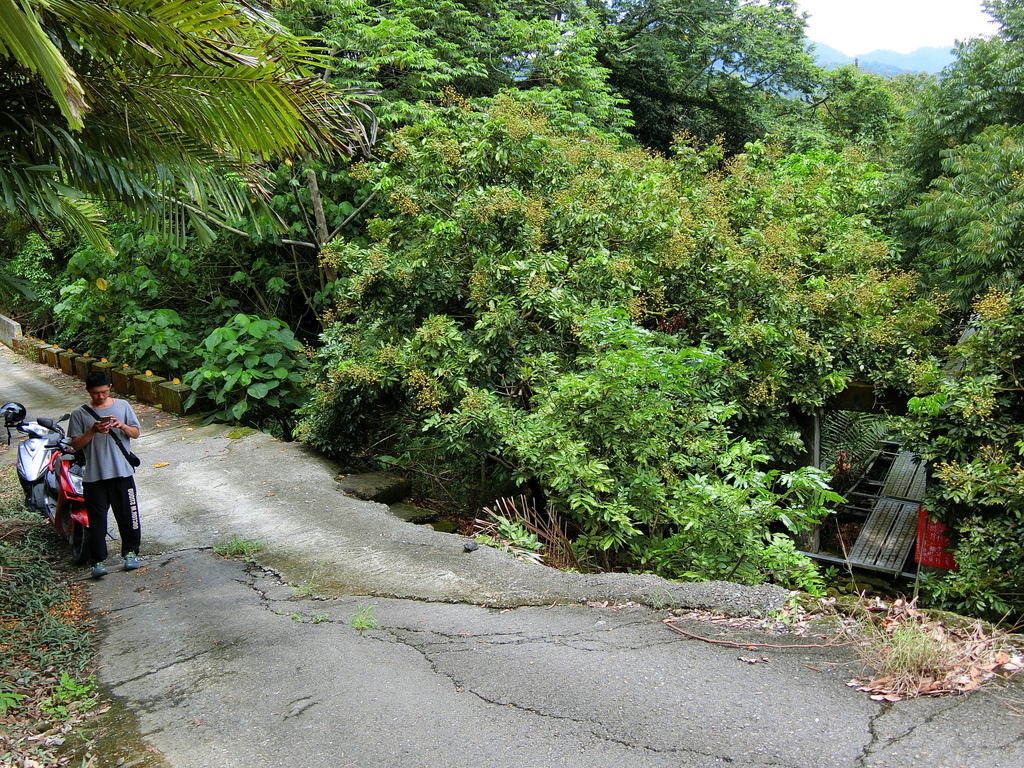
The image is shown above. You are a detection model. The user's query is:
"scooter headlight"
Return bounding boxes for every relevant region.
[69,471,85,496]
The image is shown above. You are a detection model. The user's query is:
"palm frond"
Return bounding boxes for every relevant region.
[0,0,86,128]
[40,0,376,156]
[0,269,37,300]
[57,195,113,255]
[0,0,378,245]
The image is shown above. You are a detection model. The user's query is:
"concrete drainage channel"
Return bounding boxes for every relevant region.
[335,471,459,531]
[388,501,459,531]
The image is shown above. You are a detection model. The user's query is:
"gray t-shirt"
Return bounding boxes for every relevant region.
[68,399,141,482]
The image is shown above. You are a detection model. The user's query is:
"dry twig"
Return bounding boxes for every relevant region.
[663,618,855,649]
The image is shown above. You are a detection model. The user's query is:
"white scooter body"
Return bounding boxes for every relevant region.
[16,417,69,518]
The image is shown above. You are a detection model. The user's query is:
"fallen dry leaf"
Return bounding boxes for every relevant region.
[151,462,170,468]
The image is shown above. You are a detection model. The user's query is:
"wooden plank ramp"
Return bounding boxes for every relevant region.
[883,451,927,501]
[847,498,920,573]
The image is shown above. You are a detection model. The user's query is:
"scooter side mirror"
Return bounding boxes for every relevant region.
[59,414,71,422]
[35,418,67,435]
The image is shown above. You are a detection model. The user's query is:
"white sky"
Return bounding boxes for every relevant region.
[796,0,1000,55]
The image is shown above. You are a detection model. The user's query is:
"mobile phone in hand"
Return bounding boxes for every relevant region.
[99,416,113,423]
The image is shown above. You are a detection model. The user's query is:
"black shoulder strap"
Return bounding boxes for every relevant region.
[82,404,132,462]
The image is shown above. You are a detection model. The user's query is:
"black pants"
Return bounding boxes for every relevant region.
[84,476,140,564]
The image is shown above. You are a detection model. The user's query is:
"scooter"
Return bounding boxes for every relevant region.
[5,403,63,512]
[3,402,91,564]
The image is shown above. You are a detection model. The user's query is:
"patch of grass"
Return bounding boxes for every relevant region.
[350,603,378,632]
[0,461,102,766]
[212,535,262,561]
[878,623,949,679]
[226,427,256,439]
[0,457,26,518]
[850,597,1023,700]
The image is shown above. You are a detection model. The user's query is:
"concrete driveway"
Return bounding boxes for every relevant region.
[2,347,1023,768]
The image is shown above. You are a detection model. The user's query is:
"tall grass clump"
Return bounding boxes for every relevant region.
[0,461,102,766]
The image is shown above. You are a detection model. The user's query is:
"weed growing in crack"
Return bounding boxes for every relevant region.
[351,603,378,631]
[287,612,329,624]
[645,587,674,611]
[213,536,262,561]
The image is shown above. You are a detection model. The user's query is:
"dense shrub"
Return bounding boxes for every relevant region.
[184,314,308,437]
[298,94,934,580]
[897,289,1024,620]
[108,309,199,377]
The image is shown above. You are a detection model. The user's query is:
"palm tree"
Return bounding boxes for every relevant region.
[0,0,375,252]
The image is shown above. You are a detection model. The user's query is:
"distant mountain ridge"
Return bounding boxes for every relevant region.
[809,40,956,75]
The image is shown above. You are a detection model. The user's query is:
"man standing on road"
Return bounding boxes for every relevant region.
[69,370,142,578]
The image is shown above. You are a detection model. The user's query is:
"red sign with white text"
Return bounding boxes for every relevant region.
[915,506,957,570]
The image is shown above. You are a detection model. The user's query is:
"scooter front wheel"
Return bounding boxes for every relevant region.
[64,508,89,565]
[69,522,88,565]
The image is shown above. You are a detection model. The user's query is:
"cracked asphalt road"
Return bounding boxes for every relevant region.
[3,346,1024,768]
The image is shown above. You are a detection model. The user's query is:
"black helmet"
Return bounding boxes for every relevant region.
[1,402,26,427]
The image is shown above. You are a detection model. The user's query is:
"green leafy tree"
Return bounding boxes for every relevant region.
[907,125,1024,313]
[810,66,902,147]
[235,0,629,329]
[0,217,61,311]
[674,139,946,438]
[905,1,1015,181]
[881,3,1024,619]
[592,0,819,152]
[277,0,630,132]
[495,312,839,579]
[897,289,1024,618]
[48,219,236,355]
